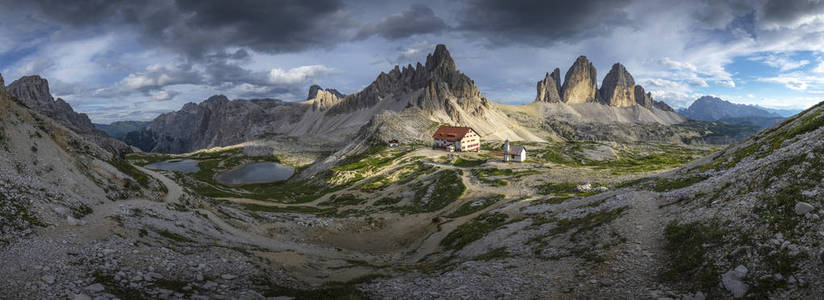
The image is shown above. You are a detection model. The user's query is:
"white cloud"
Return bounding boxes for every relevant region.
[148,89,178,101]
[813,58,824,74]
[749,54,810,72]
[757,72,824,91]
[268,65,335,85]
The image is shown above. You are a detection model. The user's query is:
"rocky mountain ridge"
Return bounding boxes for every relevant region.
[535,57,675,112]
[94,121,150,140]
[6,76,129,152]
[679,96,786,128]
[126,44,539,153]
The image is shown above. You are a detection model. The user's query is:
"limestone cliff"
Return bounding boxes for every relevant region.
[534,69,562,103]
[634,85,653,109]
[307,84,344,101]
[309,85,344,111]
[599,63,636,107]
[6,76,129,151]
[561,56,600,104]
[328,44,491,121]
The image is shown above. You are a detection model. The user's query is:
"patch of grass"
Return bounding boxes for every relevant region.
[441,213,509,250]
[651,175,708,192]
[395,170,466,214]
[472,168,514,177]
[157,229,192,243]
[230,202,335,215]
[453,158,486,168]
[661,220,726,290]
[373,196,403,206]
[755,187,804,234]
[768,109,824,149]
[546,206,629,241]
[535,182,578,195]
[71,204,93,219]
[255,275,374,300]
[447,194,505,218]
[109,157,150,187]
[531,196,574,205]
[474,247,510,261]
[358,175,392,192]
[319,194,365,207]
[479,177,508,186]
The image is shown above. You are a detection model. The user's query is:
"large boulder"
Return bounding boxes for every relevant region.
[561,56,599,104]
[600,63,636,107]
[535,68,562,103]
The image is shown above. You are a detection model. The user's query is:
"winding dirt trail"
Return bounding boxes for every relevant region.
[135,166,183,203]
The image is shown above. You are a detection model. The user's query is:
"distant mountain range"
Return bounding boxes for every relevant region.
[678,96,796,128]
[94,121,150,140]
[0,45,760,156]
[122,45,692,154]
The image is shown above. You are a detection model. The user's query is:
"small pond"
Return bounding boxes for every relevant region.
[145,159,200,173]
[216,162,295,185]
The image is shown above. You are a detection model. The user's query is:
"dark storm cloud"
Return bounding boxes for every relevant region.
[454,0,634,45]
[355,5,448,40]
[8,0,355,58]
[759,0,824,27]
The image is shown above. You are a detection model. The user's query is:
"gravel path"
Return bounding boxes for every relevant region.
[135,165,183,203]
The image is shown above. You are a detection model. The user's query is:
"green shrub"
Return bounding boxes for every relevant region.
[441,213,509,250]
[661,221,725,290]
[453,158,486,168]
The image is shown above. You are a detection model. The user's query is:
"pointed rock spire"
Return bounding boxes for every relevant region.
[634,85,653,109]
[600,63,636,107]
[535,68,562,103]
[425,44,456,73]
[561,56,599,104]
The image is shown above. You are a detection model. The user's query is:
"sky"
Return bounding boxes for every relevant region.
[1,0,824,123]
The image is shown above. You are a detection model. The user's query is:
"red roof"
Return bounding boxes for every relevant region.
[432,125,477,142]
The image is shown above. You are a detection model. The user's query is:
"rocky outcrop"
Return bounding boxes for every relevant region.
[561,56,600,104]
[653,100,675,112]
[7,75,128,151]
[133,95,306,153]
[328,44,490,120]
[7,76,97,134]
[307,85,344,101]
[308,86,344,111]
[535,69,562,103]
[634,85,654,109]
[599,63,636,107]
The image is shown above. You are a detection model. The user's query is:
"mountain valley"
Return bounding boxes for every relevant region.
[1,44,822,300]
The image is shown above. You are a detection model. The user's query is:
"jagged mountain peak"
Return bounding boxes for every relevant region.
[307,84,344,101]
[535,68,562,103]
[600,62,637,107]
[425,44,456,73]
[308,85,344,111]
[204,95,230,105]
[561,55,599,104]
[8,75,53,106]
